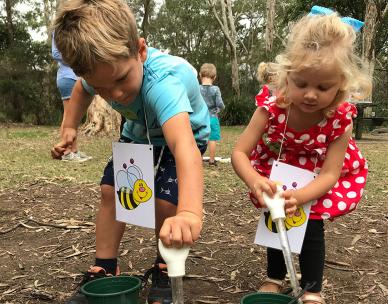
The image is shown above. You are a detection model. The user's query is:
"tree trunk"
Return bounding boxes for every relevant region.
[362,0,388,77]
[209,0,240,97]
[43,0,56,44]
[81,95,121,136]
[265,0,276,53]
[363,1,378,76]
[5,0,14,46]
[141,0,152,41]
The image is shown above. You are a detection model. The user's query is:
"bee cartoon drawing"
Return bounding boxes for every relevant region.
[264,181,307,233]
[284,207,307,229]
[264,207,307,232]
[116,159,152,210]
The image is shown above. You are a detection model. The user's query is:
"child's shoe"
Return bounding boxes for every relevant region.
[144,262,172,304]
[61,151,92,162]
[259,277,283,293]
[208,160,217,166]
[65,266,120,304]
[301,293,325,304]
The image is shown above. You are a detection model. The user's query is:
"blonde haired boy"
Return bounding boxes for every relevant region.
[51,1,210,303]
[199,63,225,165]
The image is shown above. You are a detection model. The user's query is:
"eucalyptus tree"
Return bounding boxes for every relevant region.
[209,0,240,97]
[265,0,276,53]
[0,0,56,124]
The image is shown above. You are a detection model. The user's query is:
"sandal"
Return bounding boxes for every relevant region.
[259,277,283,293]
[301,293,325,304]
[143,262,172,304]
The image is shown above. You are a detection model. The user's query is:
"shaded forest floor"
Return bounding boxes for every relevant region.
[0,126,387,303]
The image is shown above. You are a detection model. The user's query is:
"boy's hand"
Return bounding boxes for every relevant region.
[250,177,277,208]
[282,190,298,216]
[51,127,77,159]
[159,211,202,248]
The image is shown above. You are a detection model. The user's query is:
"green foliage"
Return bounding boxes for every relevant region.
[0,0,386,125]
[0,16,60,125]
[221,93,256,126]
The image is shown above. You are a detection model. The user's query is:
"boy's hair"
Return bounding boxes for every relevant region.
[52,0,139,76]
[199,63,217,79]
[256,62,276,84]
[275,13,372,116]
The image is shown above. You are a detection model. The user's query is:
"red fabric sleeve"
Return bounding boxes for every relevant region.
[329,102,357,141]
[255,85,270,107]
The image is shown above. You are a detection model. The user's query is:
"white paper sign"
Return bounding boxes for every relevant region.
[254,161,316,254]
[113,142,155,228]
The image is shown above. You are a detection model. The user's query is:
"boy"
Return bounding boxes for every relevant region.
[51,1,210,303]
[199,64,225,165]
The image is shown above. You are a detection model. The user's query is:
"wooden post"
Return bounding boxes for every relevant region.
[354,104,365,140]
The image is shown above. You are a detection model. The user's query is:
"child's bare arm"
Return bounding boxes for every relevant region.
[159,112,203,247]
[62,80,94,130]
[231,108,277,206]
[288,126,352,206]
[51,80,93,159]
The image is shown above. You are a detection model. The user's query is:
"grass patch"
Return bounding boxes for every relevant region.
[0,124,387,200]
[0,125,113,190]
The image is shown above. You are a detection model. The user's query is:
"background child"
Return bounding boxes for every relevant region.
[255,62,276,107]
[50,1,210,303]
[231,12,371,304]
[199,63,225,165]
[51,33,91,162]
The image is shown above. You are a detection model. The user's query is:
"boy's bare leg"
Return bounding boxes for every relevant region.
[208,140,216,163]
[95,185,126,258]
[147,198,176,303]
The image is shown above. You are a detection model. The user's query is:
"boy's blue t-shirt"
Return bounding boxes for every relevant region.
[82,47,210,146]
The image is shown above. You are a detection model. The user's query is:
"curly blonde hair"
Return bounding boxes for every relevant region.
[256,62,276,84]
[52,0,139,76]
[275,13,372,117]
[199,63,217,79]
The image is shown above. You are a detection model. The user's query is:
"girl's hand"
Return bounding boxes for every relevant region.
[250,177,277,208]
[282,190,298,216]
[159,211,202,248]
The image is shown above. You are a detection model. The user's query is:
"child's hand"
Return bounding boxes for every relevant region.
[282,190,298,216]
[51,127,77,159]
[159,211,202,248]
[250,177,277,208]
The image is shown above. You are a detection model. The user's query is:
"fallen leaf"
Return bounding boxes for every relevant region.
[351,234,362,246]
[378,283,388,296]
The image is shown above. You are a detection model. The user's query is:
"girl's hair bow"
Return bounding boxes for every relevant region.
[309,5,364,32]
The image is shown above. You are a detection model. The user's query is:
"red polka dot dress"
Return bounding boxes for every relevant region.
[250,98,368,220]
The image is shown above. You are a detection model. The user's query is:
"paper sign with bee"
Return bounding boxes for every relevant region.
[254,161,316,254]
[113,142,155,229]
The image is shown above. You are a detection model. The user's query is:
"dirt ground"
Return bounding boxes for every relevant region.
[1,136,388,304]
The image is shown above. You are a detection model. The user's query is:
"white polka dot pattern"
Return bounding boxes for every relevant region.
[323,199,332,208]
[250,100,367,220]
[335,192,343,198]
[317,134,326,143]
[278,114,285,123]
[333,119,341,129]
[300,134,310,141]
[355,176,365,184]
[342,181,351,188]
[286,132,295,138]
[337,201,346,211]
[299,157,307,165]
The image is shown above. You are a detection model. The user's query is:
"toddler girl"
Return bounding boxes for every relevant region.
[232,11,372,304]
